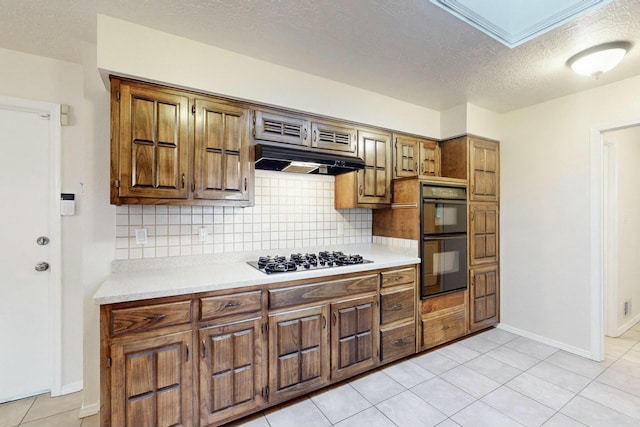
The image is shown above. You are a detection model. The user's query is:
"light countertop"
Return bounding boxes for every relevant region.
[94,243,420,305]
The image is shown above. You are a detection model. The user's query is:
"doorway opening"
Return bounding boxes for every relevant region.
[590,119,640,361]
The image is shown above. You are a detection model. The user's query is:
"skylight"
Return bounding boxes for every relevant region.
[430,0,612,48]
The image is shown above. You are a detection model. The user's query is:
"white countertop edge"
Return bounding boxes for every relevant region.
[94,243,420,305]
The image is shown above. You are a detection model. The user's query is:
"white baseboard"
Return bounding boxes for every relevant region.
[497,323,594,359]
[79,401,100,418]
[609,312,640,337]
[59,381,83,396]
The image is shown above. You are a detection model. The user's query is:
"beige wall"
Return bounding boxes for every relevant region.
[499,75,640,355]
[0,47,86,392]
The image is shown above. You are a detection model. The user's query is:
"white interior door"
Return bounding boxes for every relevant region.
[0,102,58,403]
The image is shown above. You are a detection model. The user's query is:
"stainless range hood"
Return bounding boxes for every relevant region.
[254,144,365,175]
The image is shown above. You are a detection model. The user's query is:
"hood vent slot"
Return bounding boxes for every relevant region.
[254,144,364,175]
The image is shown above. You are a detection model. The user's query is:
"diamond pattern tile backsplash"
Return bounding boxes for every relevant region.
[115,170,373,260]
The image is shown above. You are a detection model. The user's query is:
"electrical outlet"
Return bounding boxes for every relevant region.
[198,227,208,243]
[134,228,148,245]
[624,300,631,317]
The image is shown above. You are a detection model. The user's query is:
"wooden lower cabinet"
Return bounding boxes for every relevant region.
[109,330,193,427]
[469,264,499,332]
[330,296,378,380]
[199,317,264,426]
[419,291,467,351]
[268,305,329,403]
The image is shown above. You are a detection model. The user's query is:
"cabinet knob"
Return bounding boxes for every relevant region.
[181,174,185,189]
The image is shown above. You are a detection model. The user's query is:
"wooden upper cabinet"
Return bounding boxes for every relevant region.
[469,138,499,201]
[336,129,392,208]
[253,110,310,147]
[114,80,190,200]
[311,121,357,155]
[193,99,252,203]
[393,134,440,179]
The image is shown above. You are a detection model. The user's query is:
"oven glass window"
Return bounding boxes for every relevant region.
[422,236,467,298]
[423,202,466,234]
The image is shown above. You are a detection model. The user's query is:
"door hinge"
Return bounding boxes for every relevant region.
[192,105,196,115]
[261,386,269,399]
[115,179,120,188]
[116,91,120,102]
[107,357,112,368]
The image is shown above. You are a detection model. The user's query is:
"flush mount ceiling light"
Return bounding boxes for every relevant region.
[429,0,612,48]
[567,41,631,78]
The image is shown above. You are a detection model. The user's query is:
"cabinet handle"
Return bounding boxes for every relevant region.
[471,183,474,194]
[144,314,166,322]
[393,339,406,346]
[244,177,248,191]
[322,315,327,329]
[390,304,403,311]
[333,312,337,326]
[358,185,363,196]
[224,302,240,308]
[181,174,185,188]
[421,163,425,173]
[202,340,206,359]
[186,344,189,362]
[304,128,308,141]
[442,325,450,331]
[313,129,317,143]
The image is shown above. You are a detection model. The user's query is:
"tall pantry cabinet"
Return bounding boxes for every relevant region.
[440,136,500,332]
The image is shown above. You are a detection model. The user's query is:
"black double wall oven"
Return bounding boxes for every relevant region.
[420,183,468,299]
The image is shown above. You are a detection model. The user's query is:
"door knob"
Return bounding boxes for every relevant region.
[35,262,49,272]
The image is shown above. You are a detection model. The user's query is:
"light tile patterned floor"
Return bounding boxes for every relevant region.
[2,324,640,427]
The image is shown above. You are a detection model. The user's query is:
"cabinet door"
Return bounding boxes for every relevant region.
[268,306,329,403]
[419,139,440,177]
[469,265,499,332]
[330,295,378,380]
[469,138,499,201]
[117,82,190,199]
[357,130,392,205]
[469,203,499,265]
[311,121,357,154]
[110,330,193,427]
[199,318,264,426]
[393,135,419,178]
[253,110,310,147]
[194,99,252,204]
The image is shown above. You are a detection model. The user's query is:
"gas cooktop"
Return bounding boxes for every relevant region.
[247,251,372,274]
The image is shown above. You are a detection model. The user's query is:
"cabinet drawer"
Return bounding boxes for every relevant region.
[380,288,415,325]
[200,291,262,321]
[421,308,466,349]
[110,300,192,336]
[381,268,415,288]
[269,274,378,309]
[380,323,415,361]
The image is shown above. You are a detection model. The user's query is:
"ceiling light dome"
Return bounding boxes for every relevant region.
[567,41,631,78]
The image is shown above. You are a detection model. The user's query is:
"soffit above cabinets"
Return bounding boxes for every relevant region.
[430,0,612,48]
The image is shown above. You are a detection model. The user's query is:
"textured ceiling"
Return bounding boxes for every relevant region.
[0,0,639,113]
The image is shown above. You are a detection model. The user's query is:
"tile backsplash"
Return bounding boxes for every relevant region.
[115,170,373,260]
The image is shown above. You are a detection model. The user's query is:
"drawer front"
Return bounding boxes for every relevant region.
[269,274,378,309]
[381,268,415,288]
[421,308,466,350]
[380,323,415,361]
[380,288,415,325]
[200,291,262,320]
[110,300,192,336]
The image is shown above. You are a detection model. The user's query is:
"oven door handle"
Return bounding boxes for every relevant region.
[423,234,467,241]
[422,199,467,205]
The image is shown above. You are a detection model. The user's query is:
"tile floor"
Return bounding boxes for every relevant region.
[2,324,640,427]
